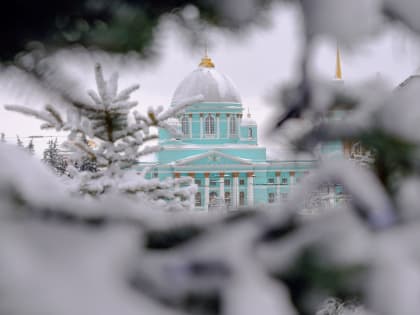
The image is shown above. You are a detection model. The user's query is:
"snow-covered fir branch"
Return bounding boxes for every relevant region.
[6,63,202,210]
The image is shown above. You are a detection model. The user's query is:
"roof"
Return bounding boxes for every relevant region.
[171,57,241,105]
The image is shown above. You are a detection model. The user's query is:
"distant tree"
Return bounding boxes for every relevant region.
[75,156,97,173]
[16,135,23,147]
[43,138,67,175]
[26,138,35,155]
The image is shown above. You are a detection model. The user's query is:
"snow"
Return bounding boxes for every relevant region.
[6,63,200,210]
[301,0,383,44]
[171,66,241,105]
[383,0,420,34]
[4,2,420,315]
[378,75,420,143]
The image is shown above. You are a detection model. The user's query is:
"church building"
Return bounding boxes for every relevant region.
[140,52,332,210]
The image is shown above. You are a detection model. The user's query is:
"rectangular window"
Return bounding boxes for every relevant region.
[210,179,217,187]
[195,192,202,207]
[224,179,231,186]
[281,178,288,185]
[268,192,275,203]
[153,172,158,178]
[195,179,201,186]
[239,191,245,206]
[224,192,231,207]
[239,179,245,185]
[268,178,275,184]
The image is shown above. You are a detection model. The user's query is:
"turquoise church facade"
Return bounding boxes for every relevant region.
[142,53,345,210]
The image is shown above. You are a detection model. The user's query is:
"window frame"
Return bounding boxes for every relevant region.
[181,116,189,136]
[205,114,216,137]
[195,192,202,207]
[224,192,231,207]
[229,115,237,137]
[268,192,275,203]
[239,191,245,206]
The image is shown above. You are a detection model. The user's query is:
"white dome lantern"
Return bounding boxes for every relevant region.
[171,54,241,105]
[241,109,257,126]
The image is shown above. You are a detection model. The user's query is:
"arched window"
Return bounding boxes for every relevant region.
[205,114,215,136]
[248,128,253,138]
[230,115,237,136]
[181,116,189,136]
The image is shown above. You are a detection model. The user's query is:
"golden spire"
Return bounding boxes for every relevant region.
[335,45,343,80]
[199,43,215,68]
[247,107,251,118]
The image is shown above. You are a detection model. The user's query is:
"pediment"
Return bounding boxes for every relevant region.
[175,150,253,166]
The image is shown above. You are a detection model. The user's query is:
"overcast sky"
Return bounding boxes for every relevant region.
[1,2,419,156]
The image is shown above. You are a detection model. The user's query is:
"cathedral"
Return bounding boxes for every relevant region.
[141,52,345,210]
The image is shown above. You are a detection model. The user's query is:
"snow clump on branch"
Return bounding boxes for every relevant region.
[5,63,202,211]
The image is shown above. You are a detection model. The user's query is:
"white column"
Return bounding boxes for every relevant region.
[189,115,192,138]
[200,115,203,138]
[289,171,295,189]
[219,172,224,206]
[328,184,335,207]
[216,115,220,138]
[232,173,239,209]
[247,172,254,207]
[204,173,210,210]
[227,114,230,138]
[276,172,281,201]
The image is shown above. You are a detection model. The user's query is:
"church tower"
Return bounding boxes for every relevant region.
[320,45,349,159]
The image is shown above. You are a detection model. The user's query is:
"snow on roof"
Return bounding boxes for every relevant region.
[171,66,241,105]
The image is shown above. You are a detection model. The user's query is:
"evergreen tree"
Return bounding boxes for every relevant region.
[43,138,67,175]
[6,63,201,210]
[76,156,97,172]
[4,3,420,315]
[26,138,35,155]
[16,135,23,147]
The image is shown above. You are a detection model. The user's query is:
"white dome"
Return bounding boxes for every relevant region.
[171,57,241,105]
[241,117,257,126]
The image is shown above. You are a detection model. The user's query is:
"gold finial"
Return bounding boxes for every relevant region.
[199,55,215,68]
[199,43,215,68]
[247,107,251,118]
[335,45,343,80]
